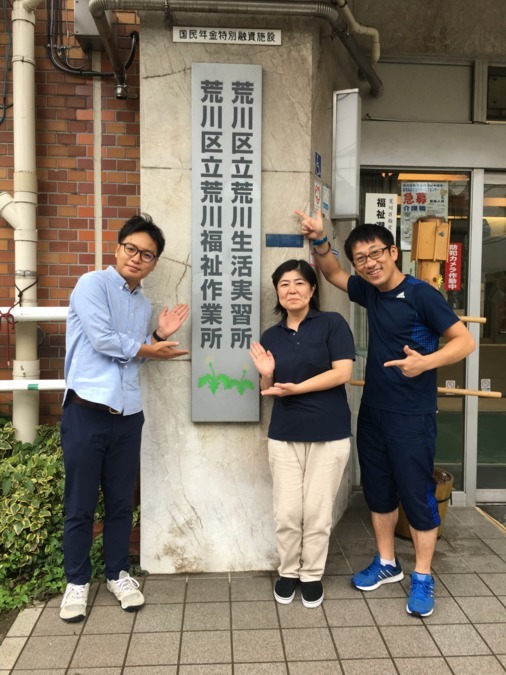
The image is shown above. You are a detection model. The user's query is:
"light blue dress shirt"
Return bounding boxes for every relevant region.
[64,265,152,415]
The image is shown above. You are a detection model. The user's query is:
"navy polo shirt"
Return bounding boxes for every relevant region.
[260,309,355,442]
[348,274,460,413]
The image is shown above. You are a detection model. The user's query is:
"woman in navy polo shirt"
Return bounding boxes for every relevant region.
[250,259,355,608]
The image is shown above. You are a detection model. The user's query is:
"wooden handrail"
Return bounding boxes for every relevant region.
[349,380,502,398]
[459,316,486,324]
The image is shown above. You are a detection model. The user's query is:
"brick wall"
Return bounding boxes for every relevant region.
[0,4,140,425]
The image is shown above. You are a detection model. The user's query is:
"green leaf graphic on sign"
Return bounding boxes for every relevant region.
[198,363,254,396]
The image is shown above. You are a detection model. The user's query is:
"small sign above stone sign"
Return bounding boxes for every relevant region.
[174,27,282,45]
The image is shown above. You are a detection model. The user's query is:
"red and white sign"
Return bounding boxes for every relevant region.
[445,242,462,291]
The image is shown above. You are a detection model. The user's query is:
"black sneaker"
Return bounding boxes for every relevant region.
[301,580,324,608]
[274,577,298,604]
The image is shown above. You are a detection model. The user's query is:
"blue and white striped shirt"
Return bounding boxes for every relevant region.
[64,265,152,415]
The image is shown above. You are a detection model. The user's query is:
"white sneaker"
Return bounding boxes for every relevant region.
[59,583,89,622]
[106,570,144,611]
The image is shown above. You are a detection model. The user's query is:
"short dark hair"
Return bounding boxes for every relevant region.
[271,259,320,317]
[118,213,166,257]
[344,224,395,262]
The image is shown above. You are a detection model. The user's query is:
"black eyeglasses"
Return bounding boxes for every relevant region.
[352,246,390,268]
[120,242,157,263]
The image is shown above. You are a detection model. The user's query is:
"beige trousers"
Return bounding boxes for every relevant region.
[268,438,351,582]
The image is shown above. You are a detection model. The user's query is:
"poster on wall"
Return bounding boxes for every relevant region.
[191,62,262,422]
[400,182,449,250]
[364,193,397,239]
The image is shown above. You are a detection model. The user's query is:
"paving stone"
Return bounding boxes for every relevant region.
[440,523,478,540]
[324,554,353,574]
[183,602,231,631]
[483,539,506,556]
[420,596,469,624]
[475,622,506,654]
[331,626,388,659]
[282,627,337,661]
[230,576,273,601]
[324,598,375,626]
[178,666,232,674]
[427,624,491,656]
[339,537,378,557]
[6,607,43,637]
[277,601,327,628]
[141,577,187,604]
[231,601,278,630]
[235,664,286,675]
[28,607,84,637]
[456,596,506,622]
[322,575,368,599]
[380,625,440,657]
[430,553,473,574]
[448,538,497,555]
[232,629,284,662]
[470,522,506,539]
[235,664,286,674]
[366,597,416,625]
[333,520,371,539]
[125,632,180,666]
[123,667,177,675]
[70,633,130,668]
[288,661,343,674]
[0,637,29,670]
[464,555,506,573]
[341,658,397,674]
[82,604,136,633]
[13,635,78,670]
[394,657,452,674]
[180,630,231,664]
[446,655,506,674]
[187,577,230,603]
[479,573,506,595]
[67,669,122,675]
[133,602,184,632]
[437,573,493,596]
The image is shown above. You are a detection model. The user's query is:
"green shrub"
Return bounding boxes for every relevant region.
[0,420,105,611]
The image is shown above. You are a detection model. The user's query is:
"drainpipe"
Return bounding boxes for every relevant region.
[88,0,383,99]
[335,0,380,65]
[0,0,43,441]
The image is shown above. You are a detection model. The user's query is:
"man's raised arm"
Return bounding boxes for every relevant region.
[295,208,350,292]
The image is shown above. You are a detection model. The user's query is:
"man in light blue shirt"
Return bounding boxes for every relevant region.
[59,213,189,623]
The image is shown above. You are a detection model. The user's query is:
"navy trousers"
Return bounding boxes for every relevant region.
[61,400,144,584]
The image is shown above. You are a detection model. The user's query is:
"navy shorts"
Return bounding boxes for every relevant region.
[357,403,440,531]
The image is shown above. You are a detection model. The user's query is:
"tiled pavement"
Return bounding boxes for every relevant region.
[1,505,506,674]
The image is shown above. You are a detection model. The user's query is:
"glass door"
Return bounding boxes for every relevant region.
[477,176,506,501]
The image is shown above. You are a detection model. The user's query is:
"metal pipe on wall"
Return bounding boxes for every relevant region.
[0,0,44,441]
[88,0,383,99]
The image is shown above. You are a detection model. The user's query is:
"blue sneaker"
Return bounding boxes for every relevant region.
[407,572,435,617]
[351,554,404,591]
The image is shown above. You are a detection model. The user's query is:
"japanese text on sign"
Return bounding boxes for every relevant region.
[175,27,281,45]
[191,63,262,422]
[445,242,462,291]
[364,193,397,239]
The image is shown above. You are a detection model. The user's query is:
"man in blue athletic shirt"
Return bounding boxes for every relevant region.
[297,208,475,617]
